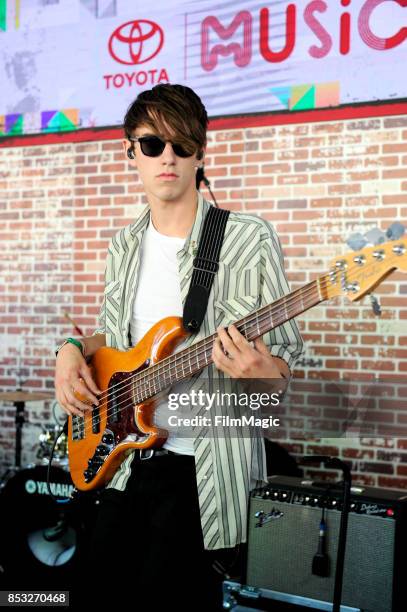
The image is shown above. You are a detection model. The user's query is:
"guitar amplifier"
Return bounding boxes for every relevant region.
[246,476,407,612]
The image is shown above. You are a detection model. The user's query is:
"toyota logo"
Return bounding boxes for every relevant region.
[108,20,164,66]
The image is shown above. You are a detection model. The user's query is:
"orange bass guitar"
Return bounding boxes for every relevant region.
[68,235,406,490]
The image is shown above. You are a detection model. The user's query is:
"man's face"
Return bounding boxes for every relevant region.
[123,123,204,204]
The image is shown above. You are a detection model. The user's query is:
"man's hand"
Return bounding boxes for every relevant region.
[55,344,102,417]
[212,324,286,379]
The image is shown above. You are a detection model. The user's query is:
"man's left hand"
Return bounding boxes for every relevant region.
[212,324,285,379]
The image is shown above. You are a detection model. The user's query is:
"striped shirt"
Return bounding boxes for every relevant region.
[92,191,304,550]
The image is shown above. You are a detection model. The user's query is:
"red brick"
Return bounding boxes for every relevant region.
[383,117,407,128]
[278,174,308,185]
[233,165,259,176]
[88,175,112,185]
[276,149,308,161]
[347,119,381,130]
[325,334,357,343]
[378,476,407,490]
[312,346,340,356]
[262,163,291,173]
[306,445,339,456]
[342,448,374,459]
[359,462,393,474]
[329,158,361,170]
[295,137,325,148]
[214,155,244,165]
[347,171,379,181]
[383,169,407,179]
[311,172,343,183]
[100,186,125,194]
[75,165,98,174]
[351,474,377,486]
[245,176,273,185]
[343,322,376,332]
[311,147,340,159]
[328,183,361,195]
[309,322,340,331]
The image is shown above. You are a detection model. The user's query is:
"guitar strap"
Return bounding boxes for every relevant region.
[183,205,230,333]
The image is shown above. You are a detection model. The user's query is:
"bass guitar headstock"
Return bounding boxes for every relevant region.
[321,223,406,304]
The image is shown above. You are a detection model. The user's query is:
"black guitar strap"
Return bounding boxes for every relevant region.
[183,205,230,333]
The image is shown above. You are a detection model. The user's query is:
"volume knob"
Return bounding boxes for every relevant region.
[96,444,109,456]
[84,468,96,482]
[101,433,114,445]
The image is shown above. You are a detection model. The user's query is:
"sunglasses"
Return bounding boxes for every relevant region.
[128,135,195,158]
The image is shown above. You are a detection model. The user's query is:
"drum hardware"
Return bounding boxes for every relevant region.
[51,398,67,427]
[63,311,84,336]
[36,423,68,466]
[45,419,72,505]
[0,465,98,589]
[43,518,70,542]
[0,390,54,469]
[0,389,76,567]
[0,348,96,589]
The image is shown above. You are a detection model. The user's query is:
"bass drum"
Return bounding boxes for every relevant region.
[0,465,97,591]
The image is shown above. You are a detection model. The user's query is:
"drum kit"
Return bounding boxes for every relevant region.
[0,390,97,590]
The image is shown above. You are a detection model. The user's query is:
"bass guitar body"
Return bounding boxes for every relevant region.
[68,316,188,491]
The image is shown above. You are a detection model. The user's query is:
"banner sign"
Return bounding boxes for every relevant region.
[0,0,406,136]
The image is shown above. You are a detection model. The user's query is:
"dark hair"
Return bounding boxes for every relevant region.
[123,84,208,159]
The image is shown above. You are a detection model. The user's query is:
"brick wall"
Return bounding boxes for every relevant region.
[0,113,406,486]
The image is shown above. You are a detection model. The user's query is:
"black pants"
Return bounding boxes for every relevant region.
[76,453,245,611]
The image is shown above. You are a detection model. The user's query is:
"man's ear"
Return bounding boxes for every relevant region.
[123,139,136,163]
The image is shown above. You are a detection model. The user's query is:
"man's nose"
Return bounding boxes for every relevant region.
[161,142,176,162]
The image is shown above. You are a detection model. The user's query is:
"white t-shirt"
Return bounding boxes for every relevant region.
[129,220,195,455]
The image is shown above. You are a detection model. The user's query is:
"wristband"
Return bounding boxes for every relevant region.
[55,337,85,358]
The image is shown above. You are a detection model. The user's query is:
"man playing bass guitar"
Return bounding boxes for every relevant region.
[54,83,303,610]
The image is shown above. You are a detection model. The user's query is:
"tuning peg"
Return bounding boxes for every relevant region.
[346,233,367,251]
[386,222,405,240]
[364,228,386,246]
[369,294,381,317]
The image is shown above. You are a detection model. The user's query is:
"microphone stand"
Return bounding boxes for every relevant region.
[302,455,352,612]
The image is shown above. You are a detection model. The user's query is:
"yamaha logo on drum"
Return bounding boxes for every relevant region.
[24,479,74,498]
